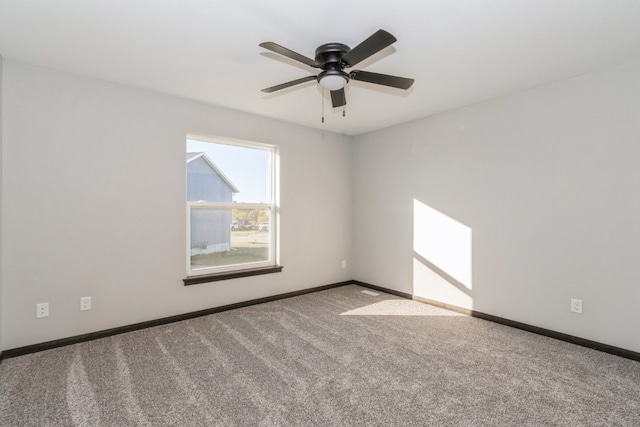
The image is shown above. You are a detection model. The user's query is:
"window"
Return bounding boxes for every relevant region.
[185,135,279,282]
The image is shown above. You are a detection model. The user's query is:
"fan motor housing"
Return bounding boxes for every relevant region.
[315,43,350,69]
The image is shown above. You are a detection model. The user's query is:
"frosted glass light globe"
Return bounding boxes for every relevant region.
[319,74,346,91]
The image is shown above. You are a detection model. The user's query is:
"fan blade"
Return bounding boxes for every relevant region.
[261,75,317,93]
[350,70,414,89]
[259,42,320,68]
[330,88,346,108]
[341,30,397,67]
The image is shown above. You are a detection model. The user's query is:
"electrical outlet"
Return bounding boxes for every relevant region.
[342,260,347,269]
[571,298,583,314]
[36,302,49,318]
[80,296,91,311]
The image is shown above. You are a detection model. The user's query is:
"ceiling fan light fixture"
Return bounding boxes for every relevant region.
[260,30,414,108]
[318,70,348,91]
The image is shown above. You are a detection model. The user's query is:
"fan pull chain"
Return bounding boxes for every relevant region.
[321,88,325,123]
[343,105,346,117]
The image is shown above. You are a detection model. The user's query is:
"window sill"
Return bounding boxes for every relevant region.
[183,265,283,286]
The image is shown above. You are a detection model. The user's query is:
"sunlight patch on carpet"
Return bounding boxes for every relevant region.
[341,299,466,316]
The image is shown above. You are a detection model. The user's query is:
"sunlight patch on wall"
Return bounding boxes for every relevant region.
[413,199,472,289]
[341,299,465,316]
[413,259,473,309]
[413,199,473,310]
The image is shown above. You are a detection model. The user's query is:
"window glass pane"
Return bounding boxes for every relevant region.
[187,136,276,276]
[190,207,271,270]
[187,139,270,203]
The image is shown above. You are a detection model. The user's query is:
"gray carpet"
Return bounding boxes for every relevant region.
[1,284,639,426]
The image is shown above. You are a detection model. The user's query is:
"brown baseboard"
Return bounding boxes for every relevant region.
[3,279,639,364]
[352,280,640,363]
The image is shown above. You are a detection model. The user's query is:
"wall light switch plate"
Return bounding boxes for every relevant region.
[80,296,91,311]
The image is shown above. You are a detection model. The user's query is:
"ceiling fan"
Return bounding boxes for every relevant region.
[259,29,414,109]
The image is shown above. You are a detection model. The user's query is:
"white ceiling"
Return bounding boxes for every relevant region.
[1,0,640,135]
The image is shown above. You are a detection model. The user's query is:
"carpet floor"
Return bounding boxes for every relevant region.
[1,284,639,426]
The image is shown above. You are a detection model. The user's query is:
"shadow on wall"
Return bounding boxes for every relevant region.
[413,199,474,310]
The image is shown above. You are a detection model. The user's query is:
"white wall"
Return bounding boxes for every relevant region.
[0,60,352,350]
[0,55,4,351]
[352,60,640,353]
[4,57,639,355]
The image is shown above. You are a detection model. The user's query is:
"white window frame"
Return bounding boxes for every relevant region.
[186,133,278,278]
